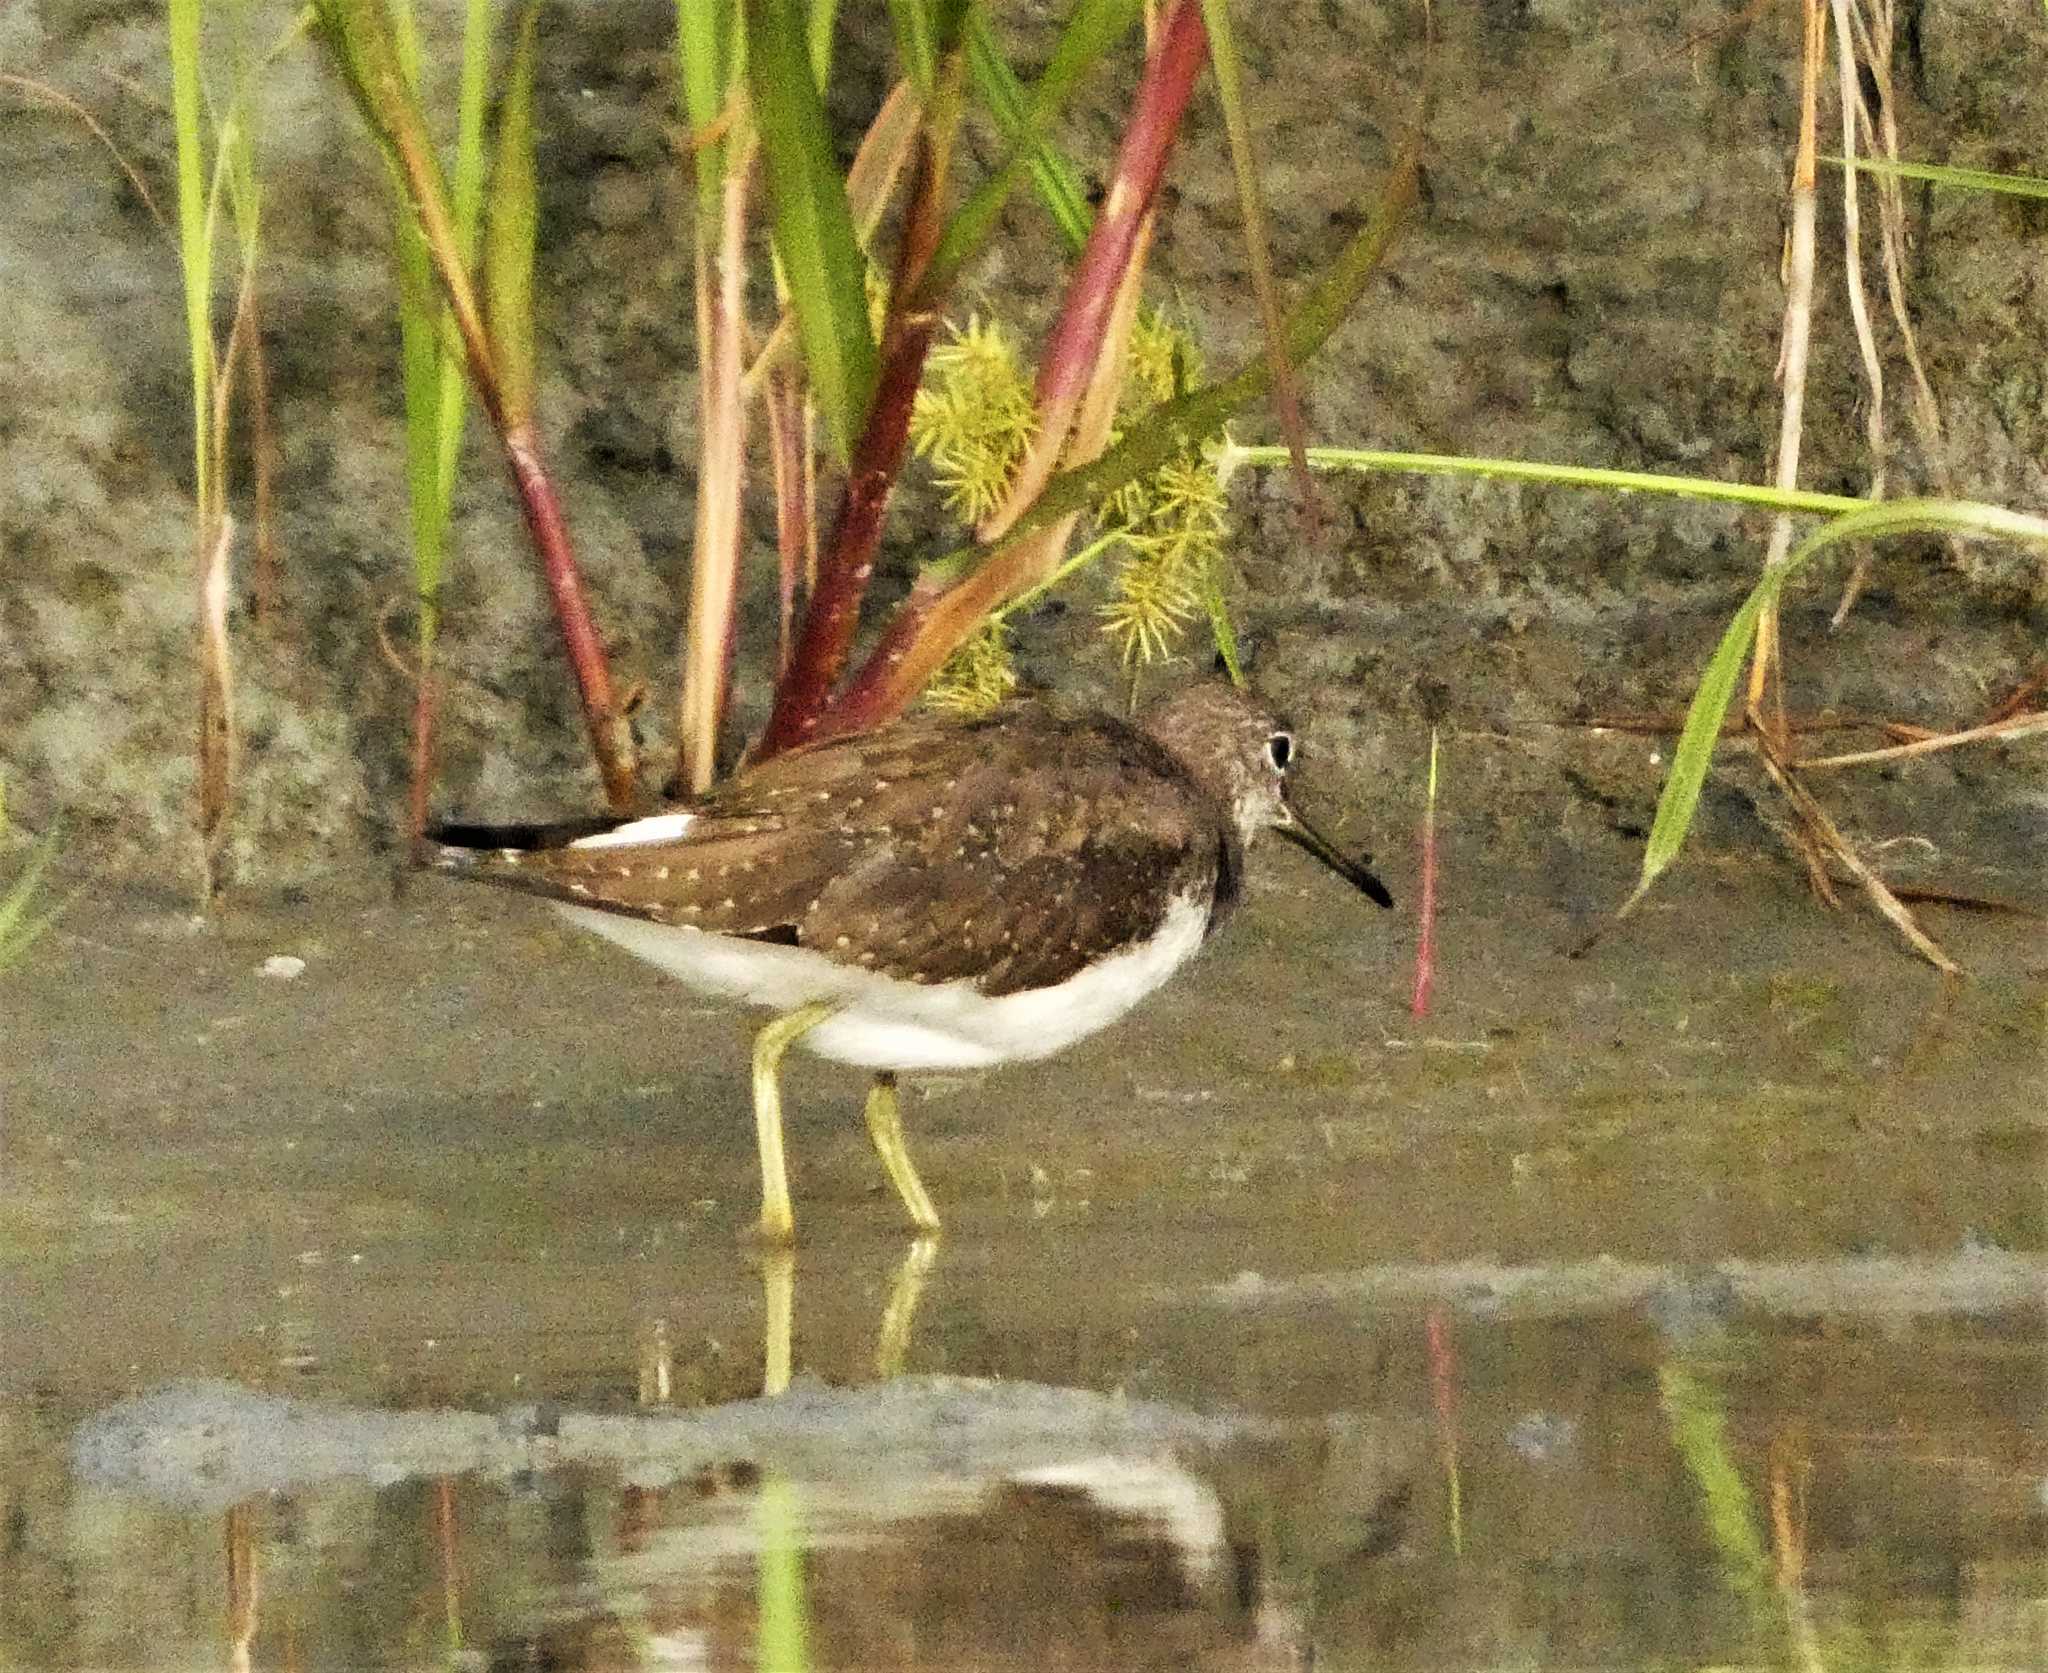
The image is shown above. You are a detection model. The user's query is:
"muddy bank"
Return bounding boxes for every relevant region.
[1,0,2042,886]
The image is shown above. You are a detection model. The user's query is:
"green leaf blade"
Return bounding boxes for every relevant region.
[928,0,1142,296]
[677,1,738,223]
[1634,496,2048,907]
[748,0,879,459]
[963,9,1092,252]
[1631,585,1770,904]
[168,0,213,501]
[1838,154,2048,200]
[486,2,544,430]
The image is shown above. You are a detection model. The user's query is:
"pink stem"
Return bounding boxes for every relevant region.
[503,425,637,808]
[977,1,1208,542]
[755,117,951,759]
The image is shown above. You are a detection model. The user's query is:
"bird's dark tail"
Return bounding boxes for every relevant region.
[419,817,638,879]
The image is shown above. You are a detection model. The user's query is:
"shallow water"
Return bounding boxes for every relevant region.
[5,866,2044,1669]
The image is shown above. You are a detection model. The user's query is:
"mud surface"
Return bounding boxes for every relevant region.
[5,851,2045,1668]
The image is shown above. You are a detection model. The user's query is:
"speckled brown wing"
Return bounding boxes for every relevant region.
[429,711,983,930]
[791,710,1230,996]
[434,704,1230,994]
[442,818,852,934]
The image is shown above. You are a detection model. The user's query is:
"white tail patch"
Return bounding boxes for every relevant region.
[569,812,697,850]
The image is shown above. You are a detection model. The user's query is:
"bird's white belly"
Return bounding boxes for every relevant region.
[554,895,1211,1071]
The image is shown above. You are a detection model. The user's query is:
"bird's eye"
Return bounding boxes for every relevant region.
[1265,731,1295,773]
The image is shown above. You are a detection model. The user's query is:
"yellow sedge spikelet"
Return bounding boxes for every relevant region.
[910,315,1037,525]
[1097,310,1232,668]
[923,618,1019,716]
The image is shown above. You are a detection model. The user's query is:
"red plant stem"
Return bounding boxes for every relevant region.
[765,368,814,678]
[813,215,1156,738]
[435,1475,459,1641]
[755,110,953,760]
[753,327,933,758]
[819,212,1153,743]
[1982,661,2047,726]
[407,665,439,855]
[977,0,1209,543]
[225,1501,258,1671]
[818,222,1160,738]
[503,425,637,808]
[349,26,639,807]
[788,16,1208,745]
[196,512,235,899]
[812,513,1074,744]
[1425,1307,1456,1431]
[816,18,1209,739]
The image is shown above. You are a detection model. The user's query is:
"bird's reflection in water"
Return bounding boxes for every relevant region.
[753,1235,939,1396]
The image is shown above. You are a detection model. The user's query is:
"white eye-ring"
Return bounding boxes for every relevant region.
[1265,731,1295,773]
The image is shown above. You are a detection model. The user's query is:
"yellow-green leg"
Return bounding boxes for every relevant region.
[863,1071,942,1234]
[751,1002,837,1245]
[760,1247,796,1396]
[874,1236,939,1379]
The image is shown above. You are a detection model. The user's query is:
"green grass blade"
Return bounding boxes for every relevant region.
[677,2,737,224]
[486,2,543,429]
[1659,1365,1772,1607]
[889,0,965,93]
[312,0,495,418]
[1633,497,2048,906]
[926,0,1143,299]
[749,0,878,460]
[1204,569,1243,687]
[964,9,1090,251]
[1836,154,2048,199]
[1628,577,1771,908]
[0,829,66,973]
[389,0,448,641]
[221,0,264,265]
[433,0,493,539]
[389,0,493,647]
[754,1476,812,1673]
[168,0,213,507]
[806,0,835,83]
[1215,443,1870,515]
[888,0,937,92]
[449,0,494,246]
[395,219,447,625]
[1199,0,1312,507]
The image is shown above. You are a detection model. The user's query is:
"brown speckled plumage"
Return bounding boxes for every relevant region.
[438,701,1237,997]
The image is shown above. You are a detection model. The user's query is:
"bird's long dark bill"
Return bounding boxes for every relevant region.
[1279,807,1395,908]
